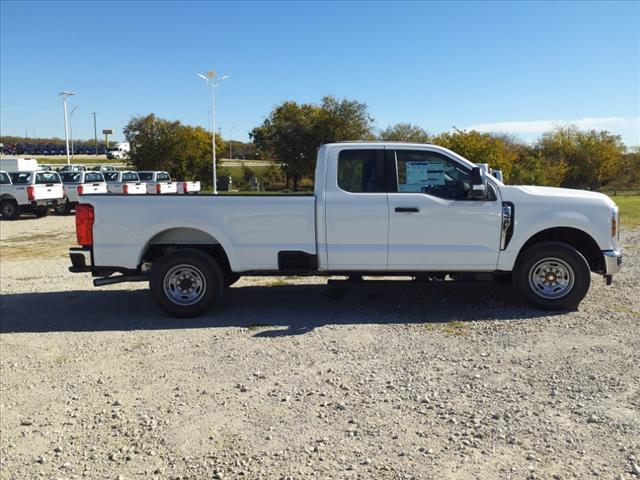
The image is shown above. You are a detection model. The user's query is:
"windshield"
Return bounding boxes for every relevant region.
[59,172,81,183]
[138,172,154,181]
[35,172,61,184]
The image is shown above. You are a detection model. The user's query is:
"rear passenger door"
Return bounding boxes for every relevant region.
[324,148,388,270]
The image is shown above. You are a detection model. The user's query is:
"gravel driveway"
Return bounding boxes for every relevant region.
[1,216,638,480]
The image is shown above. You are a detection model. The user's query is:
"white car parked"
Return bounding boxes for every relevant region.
[1,170,64,219]
[103,171,147,195]
[57,170,108,214]
[137,171,178,194]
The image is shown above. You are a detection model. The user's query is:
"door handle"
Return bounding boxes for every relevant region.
[395,207,420,213]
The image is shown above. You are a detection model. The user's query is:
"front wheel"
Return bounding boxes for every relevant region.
[150,249,224,318]
[513,241,591,310]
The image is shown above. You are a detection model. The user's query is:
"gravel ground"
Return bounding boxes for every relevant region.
[1,215,639,480]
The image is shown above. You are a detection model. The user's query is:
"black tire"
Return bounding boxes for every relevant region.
[1,199,21,220]
[33,207,49,218]
[56,199,73,215]
[225,273,241,287]
[150,249,224,318]
[513,241,591,310]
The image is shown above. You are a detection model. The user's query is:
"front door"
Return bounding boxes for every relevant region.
[386,148,502,271]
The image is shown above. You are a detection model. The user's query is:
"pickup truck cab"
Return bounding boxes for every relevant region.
[69,142,622,318]
[1,170,64,219]
[177,180,201,194]
[138,171,178,194]
[103,171,146,195]
[57,171,108,214]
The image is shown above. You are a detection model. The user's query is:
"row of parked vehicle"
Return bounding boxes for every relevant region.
[0,158,201,220]
[1,143,108,156]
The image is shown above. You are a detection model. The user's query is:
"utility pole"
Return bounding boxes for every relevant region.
[92,112,98,155]
[59,91,75,165]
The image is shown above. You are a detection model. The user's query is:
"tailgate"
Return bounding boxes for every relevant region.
[126,182,147,194]
[33,184,64,200]
[161,183,178,194]
[83,183,108,195]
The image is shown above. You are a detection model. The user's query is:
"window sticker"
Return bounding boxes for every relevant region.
[400,161,446,191]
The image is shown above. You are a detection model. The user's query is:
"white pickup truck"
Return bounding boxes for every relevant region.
[104,171,147,195]
[69,142,622,318]
[177,180,201,194]
[57,171,108,214]
[138,171,178,194]
[1,170,64,219]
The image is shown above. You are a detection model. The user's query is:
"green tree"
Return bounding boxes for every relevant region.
[251,96,374,191]
[124,114,225,187]
[536,126,625,189]
[432,128,521,181]
[379,123,430,143]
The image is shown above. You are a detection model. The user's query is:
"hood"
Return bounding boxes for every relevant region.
[503,185,616,207]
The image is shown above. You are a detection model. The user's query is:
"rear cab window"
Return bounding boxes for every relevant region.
[156,172,170,182]
[84,172,104,183]
[138,172,154,181]
[122,172,140,182]
[35,172,61,184]
[60,172,81,183]
[337,149,385,193]
[104,172,118,182]
[10,172,32,184]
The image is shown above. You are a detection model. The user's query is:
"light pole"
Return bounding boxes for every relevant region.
[92,112,98,155]
[228,125,237,159]
[69,106,78,161]
[197,70,229,194]
[59,91,75,165]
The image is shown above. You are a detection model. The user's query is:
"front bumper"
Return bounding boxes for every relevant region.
[602,249,622,275]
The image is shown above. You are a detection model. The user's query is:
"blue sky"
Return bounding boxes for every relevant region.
[1,1,638,145]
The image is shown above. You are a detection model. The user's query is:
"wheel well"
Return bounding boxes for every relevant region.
[141,228,233,277]
[517,227,603,272]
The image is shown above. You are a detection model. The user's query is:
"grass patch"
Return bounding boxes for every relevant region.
[613,196,640,228]
[424,320,469,336]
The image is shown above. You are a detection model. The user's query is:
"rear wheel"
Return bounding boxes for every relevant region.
[513,241,590,310]
[1,199,21,220]
[150,249,224,318]
[33,207,49,218]
[56,198,73,215]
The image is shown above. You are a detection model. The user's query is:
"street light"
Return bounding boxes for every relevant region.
[197,70,229,194]
[69,106,79,161]
[228,125,237,159]
[59,91,76,165]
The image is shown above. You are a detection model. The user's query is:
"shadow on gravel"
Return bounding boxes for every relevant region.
[0,282,554,335]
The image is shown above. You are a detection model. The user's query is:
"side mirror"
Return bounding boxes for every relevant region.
[491,169,504,183]
[469,166,488,199]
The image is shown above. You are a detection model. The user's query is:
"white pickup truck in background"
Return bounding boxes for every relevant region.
[57,171,108,214]
[138,171,178,194]
[177,180,201,194]
[1,170,64,219]
[104,171,147,195]
[69,142,622,318]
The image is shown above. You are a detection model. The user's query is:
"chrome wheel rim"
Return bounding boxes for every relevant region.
[528,257,574,299]
[163,264,206,306]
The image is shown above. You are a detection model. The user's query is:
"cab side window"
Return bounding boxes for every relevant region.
[0,172,10,184]
[395,150,472,200]
[337,149,384,193]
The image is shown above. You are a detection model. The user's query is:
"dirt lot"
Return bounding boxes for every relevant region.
[1,215,639,480]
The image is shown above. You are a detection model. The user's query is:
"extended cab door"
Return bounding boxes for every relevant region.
[324,147,388,270]
[386,148,502,271]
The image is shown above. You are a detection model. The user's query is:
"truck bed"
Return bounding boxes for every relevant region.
[85,194,316,271]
